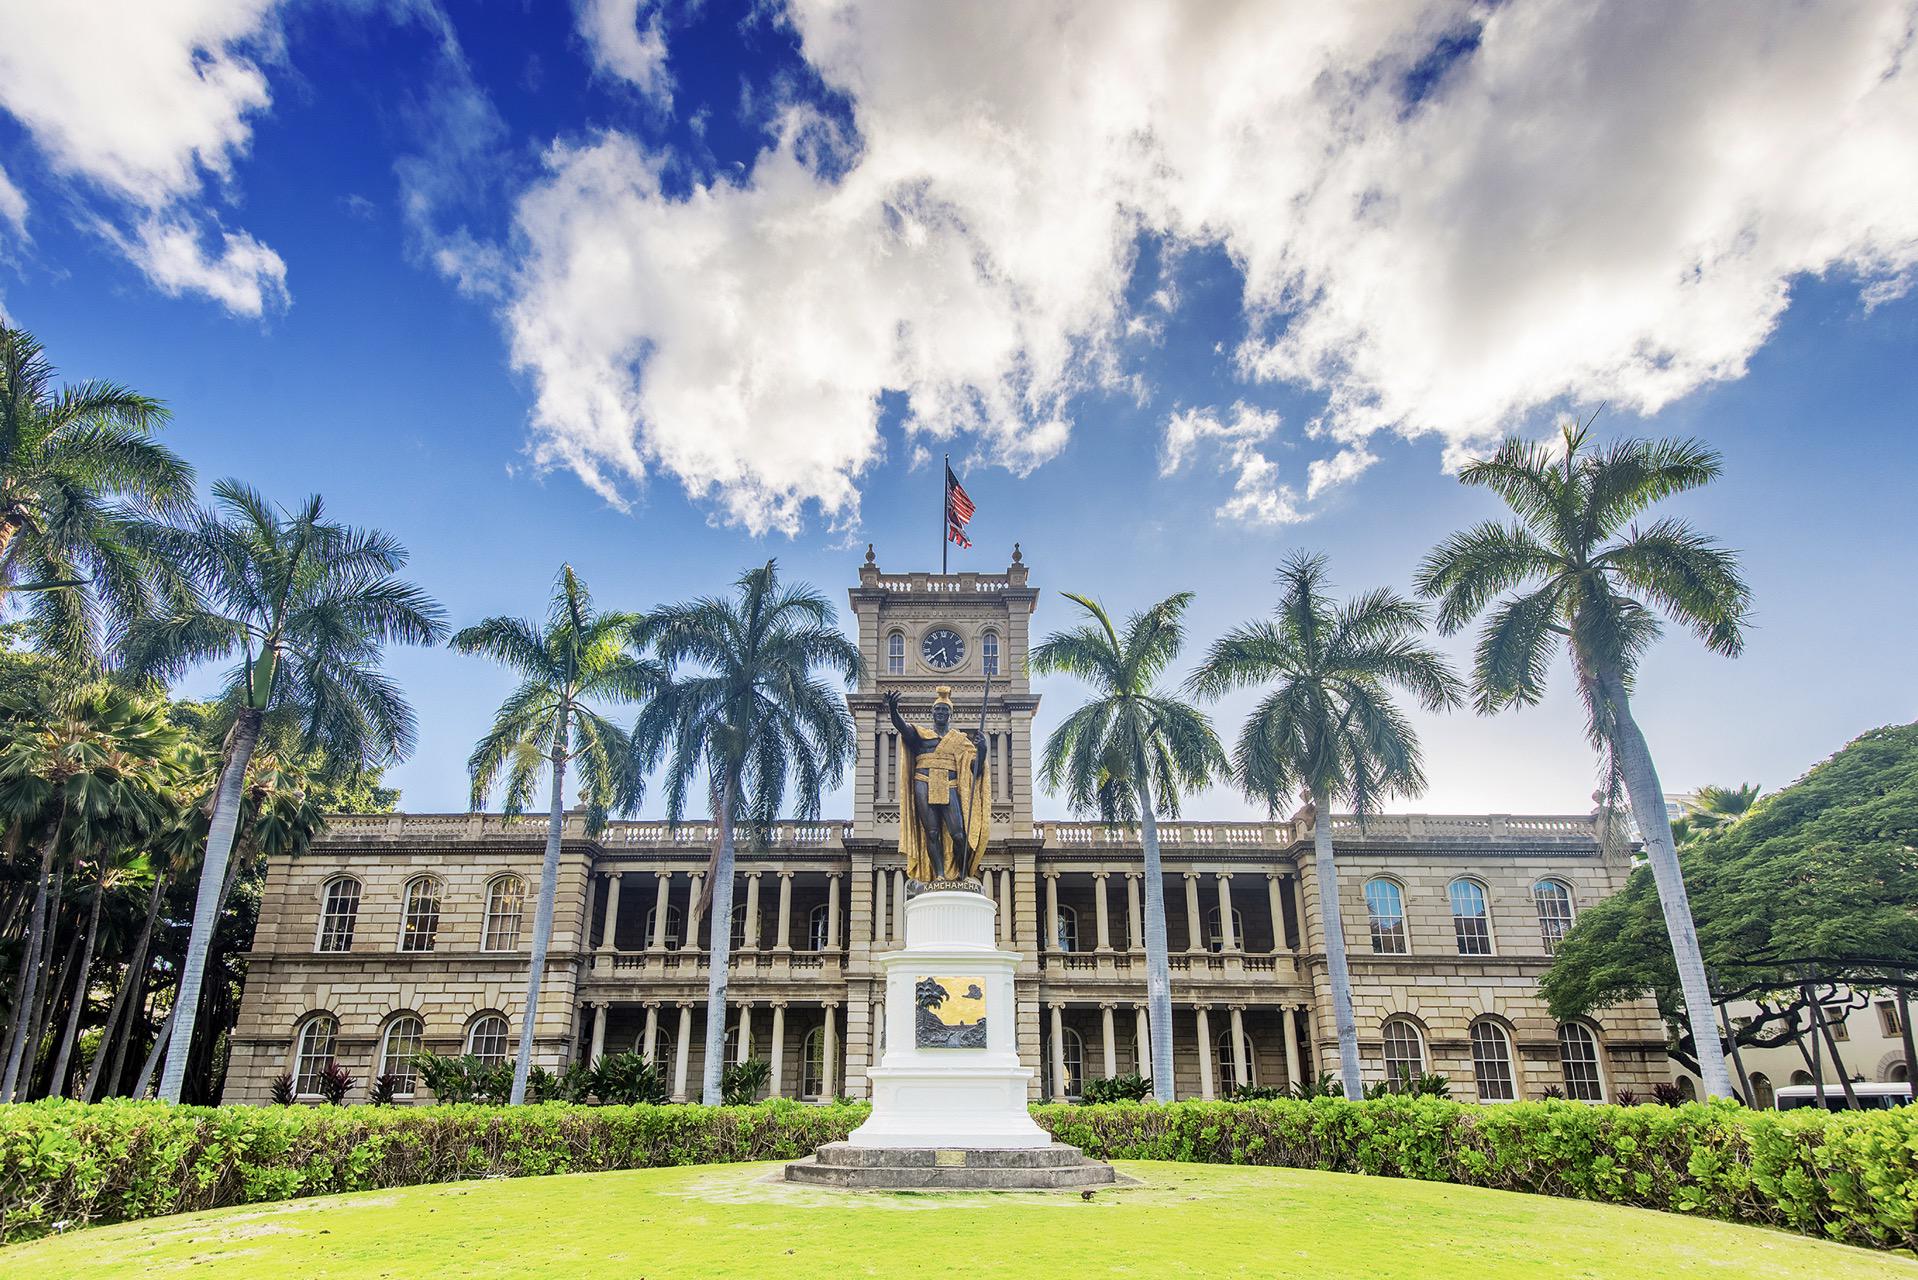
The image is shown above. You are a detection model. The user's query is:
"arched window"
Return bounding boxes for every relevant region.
[643,905,682,950]
[730,901,750,950]
[1556,1022,1604,1101]
[379,1015,424,1096]
[1750,1071,1775,1109]
[483,875,526,951]
[641,1020,677,1069]
[1214,1027,1257,1089]
[1676,1076,1698,1102]
[1448,879,1492,956]
[808,902,831,951]
[1041,1026,1086,1098]
[887,631,906,675]
[1205,907,1247,954]
[399,876,442,952]
[293,1013,338,1098]
[316,876,361,952]
[1891,1062,1911,1084]
[1382,1019,1425,1089]
[1054,904,1079,953]
[1789,1069,1813,1087]
[1532,879,1575,954]
[1364,878,1408,954]
[466,1013,510,1063]
[1470,1021,1516,1102]
[981,630,1000,676]
[801,1026,828,1098]
[724,1020,744,1064]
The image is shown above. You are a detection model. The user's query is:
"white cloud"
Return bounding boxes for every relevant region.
[1159,403,1305,526]
[484,2,1918,532]
[0,0,288,315]
[0,163,26,237]
[118,216,289,316]
[574,0,673,103]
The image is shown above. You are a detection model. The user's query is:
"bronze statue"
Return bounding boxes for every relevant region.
[885,682,990,882]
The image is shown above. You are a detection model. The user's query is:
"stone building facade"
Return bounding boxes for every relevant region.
[225,551,1670,1105]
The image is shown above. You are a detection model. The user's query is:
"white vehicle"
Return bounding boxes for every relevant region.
[1772,1081,1912,1111]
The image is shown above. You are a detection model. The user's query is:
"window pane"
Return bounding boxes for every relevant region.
[1556,1023,1603,1101]
[294,1016,338,1096]
[887,633,905,675]
[1382,1020,1424,1089]
[809,903,831,951]
[483,876,525,951]
[467,1014,510,1063]
[981,632,999,675]
[1532,880,1574,955]
[400,878,441,952]
[1471,1022,1515,1101]
[1365,880,1407,954]
[1448,880,1491,956]
[381,1016,424,1094]
[318,878,361,952]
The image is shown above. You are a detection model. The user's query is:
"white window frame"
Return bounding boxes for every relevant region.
[1206,906,1246,954]
[482,875,526,951]
[1448,878,1493,956]
[1556,1022,1604,1101]
[980,630,1000,676]
[466,1013,510,1063]
[1214,1027,1257,1089]
[887,631,906,675]
[1471,1020,1517,1102]
[1364,878,1409,954]
[316,876,361,953]
[1381,1018,1425,1089]
[379,1015,424,1096]
[399,876,443,952]
[808,902,831,952]
[293,1013,339,1098]
[1054,904,1079,953]
[1532,879,1575,954]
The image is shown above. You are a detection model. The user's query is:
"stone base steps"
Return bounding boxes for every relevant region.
[784,1142,1117,1191]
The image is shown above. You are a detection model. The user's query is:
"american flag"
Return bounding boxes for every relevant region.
[945,463,975,548]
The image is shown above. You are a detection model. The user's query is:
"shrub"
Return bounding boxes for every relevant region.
[412,1053,512,1104]
[316,1064,356,1106]
[1650,1081,1687,1107]
[369,1074,404,1106]
[268,1074,295,1106]
[593,1053,670,1105]
[1287,1072,1344,1100]
[1081,1073,1152,1104]
[722,1058,772,1106]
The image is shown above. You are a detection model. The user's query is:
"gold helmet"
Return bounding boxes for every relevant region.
[932,685,954,709]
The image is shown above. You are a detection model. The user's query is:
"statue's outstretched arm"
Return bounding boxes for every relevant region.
[883,690,924,751]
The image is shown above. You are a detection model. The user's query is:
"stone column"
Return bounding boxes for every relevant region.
[1134,1005,1152,1079]
[650,872,672,951]
[1044,872,1062,952]
[774,871,794,951]
[997,867,1014,943]
[1184,872,1204,953]
[672,1004,693,1101]
[892,868,907,940]
[1196,1006,1215,1100]
[873,868,889,943]
[769,1003,787,1096]
[1267,874,1288,953]
[736,1002,753,1064]
[822,1003,840,1098]
[642,1003,659,1064]
[1050,1004,1070,1100]
[1125,873,1144,951]
[686,872,705,950]
[1217,873,1237,952]
[741,872,762,952]
[826,873,842,951]
[587,1001,607,1066]
[1284,1004,1304,1087]
[1093,872,1113,952]
[873,1000,886,1055]
[600,874,623,951]
[1229,1006,1249,1087]
[1100,1003,1118,1078]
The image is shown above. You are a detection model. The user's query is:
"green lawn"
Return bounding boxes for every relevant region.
[6,1161,1909,1279]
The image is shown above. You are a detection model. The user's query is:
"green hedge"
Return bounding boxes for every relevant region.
[2,1097,1913,1252]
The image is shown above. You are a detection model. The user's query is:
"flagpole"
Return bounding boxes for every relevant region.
[942,452,949,575]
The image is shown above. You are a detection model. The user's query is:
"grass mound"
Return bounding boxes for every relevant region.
[6,1160,1908,1280]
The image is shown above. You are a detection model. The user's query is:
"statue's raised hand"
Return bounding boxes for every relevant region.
[882,689,902,714]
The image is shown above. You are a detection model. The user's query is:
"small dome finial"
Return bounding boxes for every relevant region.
[1011,541,1022,564]
[865,543,876,565]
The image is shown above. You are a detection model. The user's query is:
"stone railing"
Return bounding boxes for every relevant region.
[320,813,852,850]
[1038,821,1296,848]
[1323,813,1599,841]
[871,573,1013,593]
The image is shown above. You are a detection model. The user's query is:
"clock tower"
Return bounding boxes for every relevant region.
[848,544,1039,841]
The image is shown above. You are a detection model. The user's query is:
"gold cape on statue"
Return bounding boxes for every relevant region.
[899,728,991,882]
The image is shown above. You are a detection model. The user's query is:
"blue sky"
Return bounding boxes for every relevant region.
[2,2,1914,819]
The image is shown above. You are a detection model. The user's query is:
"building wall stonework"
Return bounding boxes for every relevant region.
[225,556,1671,1105]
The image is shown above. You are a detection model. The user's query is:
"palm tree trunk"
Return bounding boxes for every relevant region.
[1311,786,1363,1100]
[86,874,166,1101]
[700,772,739,1105]
[158,705,263,1104]
[1134,768,1176,1103]
[26,913,78,1098]
[510,708,569,1106]
[134,1003,174,1098]
[49,871,105,1095]
[1,802,67,1101]
[1592,664,1733,1100]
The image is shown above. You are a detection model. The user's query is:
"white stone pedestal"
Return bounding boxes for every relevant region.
[847,887,1050,1149]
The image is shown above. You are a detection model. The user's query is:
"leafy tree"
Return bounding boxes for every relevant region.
[634,561,859,1105]
[1416,420,1751,1098]
[1675,783,1763,845]
[452,566,658,1104]
[1543,723,1918,1073]
[1030,591,1227,1103]
[125,481,444,1102]
[0,325,193,667]
[1191,553,1461,1099]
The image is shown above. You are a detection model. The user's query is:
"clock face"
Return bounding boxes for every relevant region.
[921,628,966,669]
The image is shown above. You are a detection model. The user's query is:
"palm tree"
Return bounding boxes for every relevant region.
[125,480,445,1103]
[1190,554,1462,1100]
[1678,783,1762,840]
[0,324,192,664]
[453,566,658,1104]
[0,684,183,1100]
[1415,419,1750,1099]
[633,562,859,1105]
[1029,592,1227,1103]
